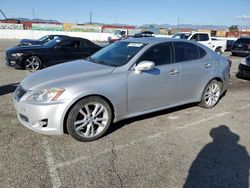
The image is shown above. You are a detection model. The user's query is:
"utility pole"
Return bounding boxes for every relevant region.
[89,12,93,24]
[0,9,8,19]
[177,17,180,28]
[32,8,35,19]
[115,15,117,24]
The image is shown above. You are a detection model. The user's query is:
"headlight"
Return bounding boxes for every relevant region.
[11,53,23,58]
[240,58,246,65]
[25,88,65,103]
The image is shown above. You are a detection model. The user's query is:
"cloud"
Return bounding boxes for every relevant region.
[236,15,250,21]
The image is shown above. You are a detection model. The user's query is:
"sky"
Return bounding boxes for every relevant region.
[1,0,250,26]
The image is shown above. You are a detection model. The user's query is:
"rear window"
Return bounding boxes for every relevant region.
[235,38,250,44]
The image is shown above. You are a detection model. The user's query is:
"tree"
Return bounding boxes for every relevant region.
[228,25,239,32]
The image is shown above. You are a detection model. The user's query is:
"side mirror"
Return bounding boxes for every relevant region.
[135,61,155,74]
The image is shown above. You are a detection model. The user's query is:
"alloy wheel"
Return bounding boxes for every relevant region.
[73,102,109,138]
[204,83,221,107]
[25,56,41,70]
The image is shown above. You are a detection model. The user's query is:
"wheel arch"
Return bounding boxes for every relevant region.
[199,77,224,101]
[63,94,115,134]
[24,53,45,68]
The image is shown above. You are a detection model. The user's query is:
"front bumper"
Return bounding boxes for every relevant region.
[13,98,71,135]
[5,53,25,68]
[238,63,250,78]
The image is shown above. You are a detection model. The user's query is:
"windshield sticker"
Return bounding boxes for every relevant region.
[127,43,143,47]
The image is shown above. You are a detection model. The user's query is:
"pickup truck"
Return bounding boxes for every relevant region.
[172,32,227,55]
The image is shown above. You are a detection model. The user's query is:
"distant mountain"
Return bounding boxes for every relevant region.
[14,17,60,23]
[140,23,247,30]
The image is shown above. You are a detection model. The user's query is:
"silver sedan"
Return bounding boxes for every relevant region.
[13,38,231,141]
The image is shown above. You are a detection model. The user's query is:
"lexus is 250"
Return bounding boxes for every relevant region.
[13,38,231,141]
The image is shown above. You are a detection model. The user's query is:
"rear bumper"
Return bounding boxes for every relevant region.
[238,63,250,78]
[231,49,250,55]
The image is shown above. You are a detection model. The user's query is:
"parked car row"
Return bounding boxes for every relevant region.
[6,35,102,70]
[12,37,231,141]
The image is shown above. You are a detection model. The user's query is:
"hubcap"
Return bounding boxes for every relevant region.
[204,83,221,107]
[74,103,108,138]
[25,56,41,70]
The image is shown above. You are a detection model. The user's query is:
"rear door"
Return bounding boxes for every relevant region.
[173,41,213,102]
[127,42,181,114]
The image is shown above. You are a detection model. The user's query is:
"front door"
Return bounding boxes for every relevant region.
[127,42,181,114]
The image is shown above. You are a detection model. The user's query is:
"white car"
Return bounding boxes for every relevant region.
[173,32,227,55]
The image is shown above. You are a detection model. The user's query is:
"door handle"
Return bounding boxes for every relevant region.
[204,63,212,68]
[169,69,180,75]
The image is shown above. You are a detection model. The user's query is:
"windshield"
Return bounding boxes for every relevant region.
[172,33,191,39]
[89,41,146,67]
[38,35,49,41]
[44,38,62,47]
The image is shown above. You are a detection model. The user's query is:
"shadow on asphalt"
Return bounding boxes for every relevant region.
[106,103,197,136]
[0,83,19,96]
[183,125,250,188]
[236,73,250,81]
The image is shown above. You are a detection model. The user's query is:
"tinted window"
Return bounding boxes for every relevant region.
[139,42,173,66]
[190,34,199,41]
[58,40,80,49]
[198,46,207,58]
[174,42,199,62]
[199,34,209,41]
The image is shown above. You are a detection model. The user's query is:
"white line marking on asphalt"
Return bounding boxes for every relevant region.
[168,116,180,120]
[175,112,230,130]
[237,104,250,110]
[54,112,230,169]
[42,137,61,188]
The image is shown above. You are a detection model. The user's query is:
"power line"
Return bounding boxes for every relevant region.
[0,9,8,19]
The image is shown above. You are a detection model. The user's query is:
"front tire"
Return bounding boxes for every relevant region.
[66,96,112,142]
[199,80,222,108]
[24,55,43,70]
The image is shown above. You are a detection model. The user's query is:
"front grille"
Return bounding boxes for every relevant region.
[14,85,27,101]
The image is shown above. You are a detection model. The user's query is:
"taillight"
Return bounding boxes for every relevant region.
[228,59,232,66]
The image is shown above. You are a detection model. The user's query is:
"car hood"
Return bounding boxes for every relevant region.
[21,59,115,90]
[20,39,42,44]
[6,45,45,53]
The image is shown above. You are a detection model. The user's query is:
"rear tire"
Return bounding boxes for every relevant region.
[199,80,222,109]
[66,96,112,142]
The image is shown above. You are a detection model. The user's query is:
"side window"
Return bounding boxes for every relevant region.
[199,34,209,41]
[138,42,173,66]
[174,42,199,62]
[198,46,207,58]
[59,40,80,49]
[190,34,199,41]
[80,40,94,48]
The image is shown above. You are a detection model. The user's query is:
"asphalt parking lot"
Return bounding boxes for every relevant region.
[0,39,249,188]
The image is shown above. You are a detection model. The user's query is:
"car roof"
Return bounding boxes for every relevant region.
[123,37,186,44]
